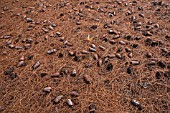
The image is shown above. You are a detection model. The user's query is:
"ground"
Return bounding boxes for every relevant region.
[0,0,170,113]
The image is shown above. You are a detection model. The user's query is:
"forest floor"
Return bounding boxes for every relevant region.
[0,0,170,113]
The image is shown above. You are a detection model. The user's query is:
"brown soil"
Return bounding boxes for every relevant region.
[0,0,170,113]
